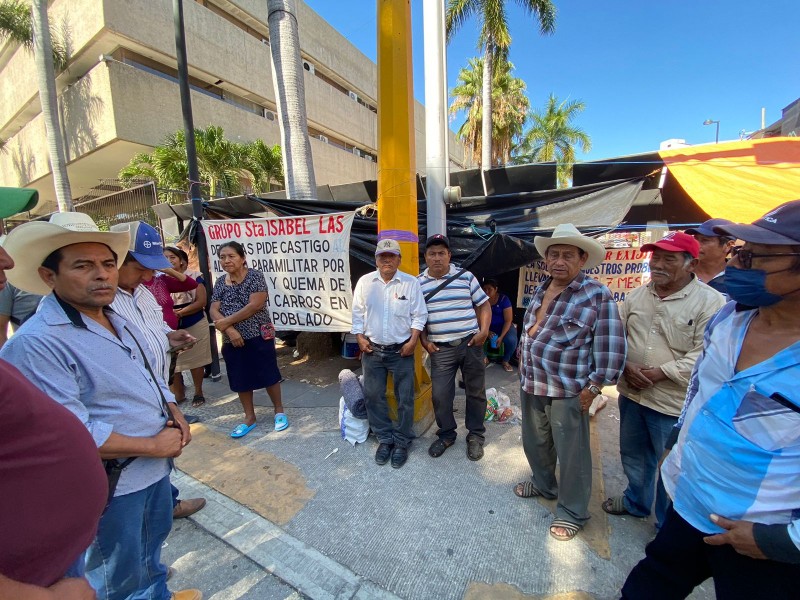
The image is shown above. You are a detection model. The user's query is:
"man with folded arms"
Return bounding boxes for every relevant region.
[602,231,724,529]
[351,239,427,469]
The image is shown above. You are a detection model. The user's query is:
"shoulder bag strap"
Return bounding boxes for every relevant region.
[424,266,469,303]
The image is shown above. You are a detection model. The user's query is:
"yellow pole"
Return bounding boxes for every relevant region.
[377,0,433,433]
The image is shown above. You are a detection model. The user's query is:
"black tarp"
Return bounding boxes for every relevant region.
[154,177,645,282]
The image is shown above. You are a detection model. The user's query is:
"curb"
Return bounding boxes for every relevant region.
[173,471,403,600]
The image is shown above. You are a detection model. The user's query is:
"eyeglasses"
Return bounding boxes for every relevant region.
[731,246,800,270]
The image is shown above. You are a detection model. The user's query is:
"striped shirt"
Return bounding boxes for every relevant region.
[0,294,173,496]
[520,273,626,398]
[662,302,800,551]
[418,265,488,342]
[111,285,172,382]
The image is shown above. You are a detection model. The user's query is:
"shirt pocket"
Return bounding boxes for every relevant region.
[662,320,695,353]
[732,386,800,452]
[550,316,591,347]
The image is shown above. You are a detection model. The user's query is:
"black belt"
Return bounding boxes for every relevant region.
[369,339,408,352]
[439,335,471,347]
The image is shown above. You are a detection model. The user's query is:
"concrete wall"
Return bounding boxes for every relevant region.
[0,0,467,206]
[0,63,117,187]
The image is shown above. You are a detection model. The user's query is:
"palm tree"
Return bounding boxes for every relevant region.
[446,0,555,169]
[267,0,317,200]
[1,0,72,211]
[31,0,72,211]
[0,0,68,69]
[450,57,529,166]
[120,126,263,202]
[513,93,591,188]
[243,139,284,193]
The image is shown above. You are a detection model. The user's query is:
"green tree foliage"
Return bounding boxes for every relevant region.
[514,93,591,188]
[446,0,555,168]
[450,56,529,166]
[0,0,68,70]
[119,125,283,203]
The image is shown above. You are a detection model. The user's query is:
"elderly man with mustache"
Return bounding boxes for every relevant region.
[602,231,725,530]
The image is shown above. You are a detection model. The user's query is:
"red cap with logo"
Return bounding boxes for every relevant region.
[641,231,700,259]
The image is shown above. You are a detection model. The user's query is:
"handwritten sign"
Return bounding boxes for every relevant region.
[516,249,651,307]
[203,212,355,332]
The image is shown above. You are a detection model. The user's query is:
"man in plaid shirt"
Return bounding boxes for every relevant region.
[513,224,626,542]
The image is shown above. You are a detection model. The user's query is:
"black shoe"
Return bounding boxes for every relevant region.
[467,438,484,461]
[391,446,408,468]
[428,438,455,458]
[375,443,394,465]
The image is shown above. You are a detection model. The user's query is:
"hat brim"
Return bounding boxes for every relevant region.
[533,234,606,270]
[3,222,130,295]
[129,250,172,270]
[375,250,401,256]
[640,241,697,257]
[713,223,799,245]
[684,226,715,237]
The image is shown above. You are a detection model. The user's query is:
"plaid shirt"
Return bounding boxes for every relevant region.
[520,273,626,398]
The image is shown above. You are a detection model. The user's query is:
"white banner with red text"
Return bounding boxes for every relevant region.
[202,213,355,332]
[516,248,651,307]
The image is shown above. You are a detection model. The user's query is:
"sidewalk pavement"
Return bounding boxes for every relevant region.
[169,356,714,600]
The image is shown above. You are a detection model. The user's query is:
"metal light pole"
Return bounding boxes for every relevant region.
[703,119,720,143]
[173,0,221,379]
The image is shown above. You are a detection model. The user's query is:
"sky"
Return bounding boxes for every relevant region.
[303,0,799,162]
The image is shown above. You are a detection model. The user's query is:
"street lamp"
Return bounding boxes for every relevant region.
[703,119,720,143]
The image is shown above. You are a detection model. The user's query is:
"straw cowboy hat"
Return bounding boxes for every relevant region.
[534,223,606,270]
[3,212,130,295]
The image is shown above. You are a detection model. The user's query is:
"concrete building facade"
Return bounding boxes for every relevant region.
[0,0,467,215]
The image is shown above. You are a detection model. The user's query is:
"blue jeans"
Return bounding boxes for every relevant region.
[619,394,678,527]
[85,475,172,600]
[361,348,415,448]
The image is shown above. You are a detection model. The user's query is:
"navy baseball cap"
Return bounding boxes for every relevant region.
[425,234,450,249]
[713,200,800,245]
[111,221,171,269]
[685,218,735,238]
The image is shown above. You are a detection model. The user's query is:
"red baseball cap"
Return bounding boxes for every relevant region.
[641,231,700,259]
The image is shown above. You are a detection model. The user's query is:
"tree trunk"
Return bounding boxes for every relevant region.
[31,0,72,212]
[267,0,317,200]
[481,42,493,170]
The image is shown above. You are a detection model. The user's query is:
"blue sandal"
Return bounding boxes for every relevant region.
[231,423,256,438]
[274,413,289,432]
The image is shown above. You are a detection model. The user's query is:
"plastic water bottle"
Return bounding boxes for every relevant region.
[489,333,499,349]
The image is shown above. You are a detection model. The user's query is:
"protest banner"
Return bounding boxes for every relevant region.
[203,212,355,332]
[516,248,651,307]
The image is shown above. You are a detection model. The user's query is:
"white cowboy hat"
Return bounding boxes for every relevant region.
[3,212,130,295]
[534,223,606,270]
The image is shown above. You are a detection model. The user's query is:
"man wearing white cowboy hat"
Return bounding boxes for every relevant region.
[0,212,202,600]
[513,223,626,542]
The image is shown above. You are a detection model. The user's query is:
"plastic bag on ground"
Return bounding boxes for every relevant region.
[339,397,369,445]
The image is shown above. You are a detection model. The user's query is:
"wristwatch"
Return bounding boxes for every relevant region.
[587,384,602,396]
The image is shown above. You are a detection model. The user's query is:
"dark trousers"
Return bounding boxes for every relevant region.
[362,348,415,448]
[429,338,487,443]
[622,506,800,600]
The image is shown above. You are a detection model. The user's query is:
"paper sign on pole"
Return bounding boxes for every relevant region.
[203,212,355,332]
[516,248,651,307]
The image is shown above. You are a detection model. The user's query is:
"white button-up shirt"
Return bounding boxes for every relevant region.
[351,269,427,345]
